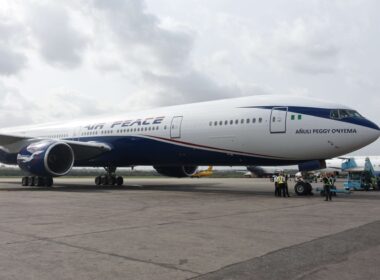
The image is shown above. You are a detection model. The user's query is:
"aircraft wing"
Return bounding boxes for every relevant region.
[63,140,112,160]
[0,134,111,161]
[0,134,29,146]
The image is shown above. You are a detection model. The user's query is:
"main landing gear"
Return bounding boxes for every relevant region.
[294,181,313,196]
[21,176,53,187]
[95,166,124,186]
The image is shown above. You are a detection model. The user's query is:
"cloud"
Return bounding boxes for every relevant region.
[143,71,270,106]
[250,18,341,75]
[0,18,27,75]
[91,0,193,73]
[34,88,110,122]
[27,2,88,68]
[0,82,35,127]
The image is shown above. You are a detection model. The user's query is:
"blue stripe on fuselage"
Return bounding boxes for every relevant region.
[72,135,303,167]
[241,106,380,130]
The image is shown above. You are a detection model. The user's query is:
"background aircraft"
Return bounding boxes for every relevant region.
[191,166,213,178]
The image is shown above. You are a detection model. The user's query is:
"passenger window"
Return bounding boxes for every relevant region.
[214,121,218,126]
[209,121,212,126]
[235,120,238,124]
[259,118,262,123]
[246,119,250,124]
[272,117,276,122]
[219,121,223,125]
[241,119,244,124]
[230,120,233,125]
[225,120,228,125]
[253,118,256,123]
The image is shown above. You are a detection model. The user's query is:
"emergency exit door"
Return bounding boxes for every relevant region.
[170,116,183,138]
[270,107,287,133]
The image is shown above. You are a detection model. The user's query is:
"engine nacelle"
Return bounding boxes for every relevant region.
[17,140,74,177]
[154,165,198,178]
[298,160,326,172]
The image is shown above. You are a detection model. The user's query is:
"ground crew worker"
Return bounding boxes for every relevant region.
[274,174,280,197]
[284,173,290,197]
[277,173,286,197]
[322,175,332,201]
[371,176,377,190]
[328,174,336,196]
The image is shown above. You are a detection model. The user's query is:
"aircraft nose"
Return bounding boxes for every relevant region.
[372,121,380,137]
[367,120,380,141]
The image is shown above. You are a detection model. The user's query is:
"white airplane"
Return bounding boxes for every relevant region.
[0,95,378,189]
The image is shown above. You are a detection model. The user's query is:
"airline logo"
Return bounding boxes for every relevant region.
[84,116,165,131]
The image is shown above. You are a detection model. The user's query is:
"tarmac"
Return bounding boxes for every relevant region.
[0,177,379,280]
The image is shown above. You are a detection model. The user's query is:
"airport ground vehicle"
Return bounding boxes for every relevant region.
[344,157,379,191]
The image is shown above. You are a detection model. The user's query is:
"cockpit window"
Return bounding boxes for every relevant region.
[348,110,364,118]
[330,110,340,119]
[330,109,364,120]
[339,110,350,118]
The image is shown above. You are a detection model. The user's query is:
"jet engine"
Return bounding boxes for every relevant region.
[153,165,198,178]
[17,140,74,177]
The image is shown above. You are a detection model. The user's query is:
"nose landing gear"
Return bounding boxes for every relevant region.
[95,166,124,186]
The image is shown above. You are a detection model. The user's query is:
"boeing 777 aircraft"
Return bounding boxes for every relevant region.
[0,95,379,188]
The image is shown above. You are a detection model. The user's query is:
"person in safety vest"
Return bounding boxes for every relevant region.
[277,172,287,198]
[274,174,280,197]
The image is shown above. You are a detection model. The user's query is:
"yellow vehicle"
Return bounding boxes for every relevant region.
[191,166,213,178]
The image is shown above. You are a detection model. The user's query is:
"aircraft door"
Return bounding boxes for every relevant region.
[170,116,183,138]
[270,107,288,133]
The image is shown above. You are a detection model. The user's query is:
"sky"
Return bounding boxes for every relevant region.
[0,0,379,155]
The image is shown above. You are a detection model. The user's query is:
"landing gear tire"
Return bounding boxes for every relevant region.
[109,176,116,186]
[116,176,123,186]
[295,182,307,196]
[21,176,29,186]
[35,176,44,187]
[29,176,36,187]
[21,176,53,187]
[295,182,313,196]
[101,175,108,185]
[95,176,102,186]
[96,166,124,186]
[305,183,313,195]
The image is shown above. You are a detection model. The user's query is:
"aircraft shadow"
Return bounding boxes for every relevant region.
[1,180,379,200]
[0,181,277,197]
